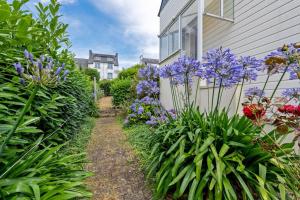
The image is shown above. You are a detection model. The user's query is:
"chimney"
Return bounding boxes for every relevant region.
[89,50,92,59]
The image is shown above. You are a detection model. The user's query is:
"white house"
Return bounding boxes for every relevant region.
[158,0,300,113]
[75,50,119,80]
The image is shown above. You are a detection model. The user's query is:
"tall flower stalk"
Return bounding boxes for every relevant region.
[0,50,69,155]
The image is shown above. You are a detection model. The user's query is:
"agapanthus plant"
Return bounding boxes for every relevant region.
[0,50,69,154]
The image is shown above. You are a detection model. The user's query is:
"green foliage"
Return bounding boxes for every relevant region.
[118,64,143,80]
[0,0,96,199]
[148,109,300,200]
[84,68,100,82]
[124,125,154,163]
[99,79,113,96]
[111,79,133,107]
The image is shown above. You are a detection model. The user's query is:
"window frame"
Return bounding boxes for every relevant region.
[159,0,234,62]
[107,72,113,80]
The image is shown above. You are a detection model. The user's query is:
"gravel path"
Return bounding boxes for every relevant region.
[86,97,151,200]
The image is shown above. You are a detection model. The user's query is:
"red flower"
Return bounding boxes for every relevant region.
[278,105,300,116]
[243,104,266,121]
[295,106,300,116]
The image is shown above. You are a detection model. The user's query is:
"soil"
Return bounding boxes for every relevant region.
[86,97,152,200]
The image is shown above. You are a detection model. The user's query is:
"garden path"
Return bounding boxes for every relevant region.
[86,97,151,200]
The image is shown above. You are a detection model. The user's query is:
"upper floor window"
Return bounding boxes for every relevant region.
[107,73,113,80]
[182,1,197,59]
[108,63,113,69]
[95,62,100,69]
[205,0,234,20]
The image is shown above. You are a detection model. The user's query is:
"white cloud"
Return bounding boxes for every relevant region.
[89,0,161,60]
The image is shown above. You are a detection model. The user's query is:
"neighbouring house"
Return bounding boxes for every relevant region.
[75,50,119,80]
[140,55,159,66]
[158,0,300,113]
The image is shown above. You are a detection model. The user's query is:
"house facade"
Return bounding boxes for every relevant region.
[75,50,119,80]
[158,0,300,113]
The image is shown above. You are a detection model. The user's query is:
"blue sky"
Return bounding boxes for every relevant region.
[27,0,161,68]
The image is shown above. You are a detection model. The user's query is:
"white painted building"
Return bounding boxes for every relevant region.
[75,50,119,80]
[158,0,300,113]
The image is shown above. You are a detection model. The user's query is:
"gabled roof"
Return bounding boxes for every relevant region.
[158,0,170,16]
[88,50,119,66]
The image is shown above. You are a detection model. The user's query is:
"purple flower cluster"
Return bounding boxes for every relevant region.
[13,50,69,86]
[282,88,300,99]
[160,56,201,85]
[265,43,300,79]
[239,56,263,81]
[136,80,160,96]
[202,48,243,87]
[138,65,159,80]
[245,87,265,98]
[145,109,176,126]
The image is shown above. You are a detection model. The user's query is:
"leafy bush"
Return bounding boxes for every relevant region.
[99,79,113,96]
[147,109,300,199]
[111,79,133,106]
[0,1,96,199]
[84,68,100,82]
[118,64,142,80]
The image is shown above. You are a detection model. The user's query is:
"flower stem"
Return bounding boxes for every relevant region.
[211,79,216,111]
[0,86,39,155]
[226,84,238,113]
[270,67,288,101]
[194,77,201,106]
[216,79,223,111]
[235,78,245,115]
[258,74,270,103]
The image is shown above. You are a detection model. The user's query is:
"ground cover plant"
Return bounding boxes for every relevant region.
[125,45,300,199]
[0,0,96,199]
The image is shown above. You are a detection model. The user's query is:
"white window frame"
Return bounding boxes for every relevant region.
[159,0,234,63]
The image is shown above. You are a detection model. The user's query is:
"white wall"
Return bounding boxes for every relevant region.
[88,62,118,80]
[201,0,300,112]
[159,0,300,110]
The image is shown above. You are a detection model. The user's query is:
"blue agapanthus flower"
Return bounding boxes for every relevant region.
[238,56,263,81]
[282,88,300,99]
[136,80,160,96]
[160,56,201,86]
[138,65,159,80]
[202,47,243,87]
[245,87,265,98]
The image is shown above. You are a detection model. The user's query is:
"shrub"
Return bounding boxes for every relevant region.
[0,1,96,199]
[111,79,132,106]
[84,68,100,81]
[118,64,143,80]
[147,109,300,199]
[99,79,113,96]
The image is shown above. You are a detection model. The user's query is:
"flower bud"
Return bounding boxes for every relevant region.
[24,50,29,59]
[55,67,62,76]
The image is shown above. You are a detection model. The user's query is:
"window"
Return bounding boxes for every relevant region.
[205,0,234,20]
[108,63,113,69]
[182,1,198,59]
[107,73,113,80]
[95,62,100,69]
[168,19,179,55]
[160,20,179,60]
[160,33,168,60]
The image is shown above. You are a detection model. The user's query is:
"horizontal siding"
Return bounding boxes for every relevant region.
[160,0,190,32]
[203,0,300,106]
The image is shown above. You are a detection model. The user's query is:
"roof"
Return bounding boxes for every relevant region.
[88,50,119,66]
[158,0,170,16]
[75,58,88,68]
[140,55,159,65]
[141,58,159,65]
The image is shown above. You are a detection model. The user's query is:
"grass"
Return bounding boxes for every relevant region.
[61,117,96,157]
[123,124,155,168]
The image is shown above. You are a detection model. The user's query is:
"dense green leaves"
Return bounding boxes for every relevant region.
[0,0,96,199]
[147,109,300,199]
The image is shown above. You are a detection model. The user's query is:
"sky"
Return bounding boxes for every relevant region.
[26,0,161,68]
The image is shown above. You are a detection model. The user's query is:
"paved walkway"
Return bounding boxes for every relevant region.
[86,97,151,200]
